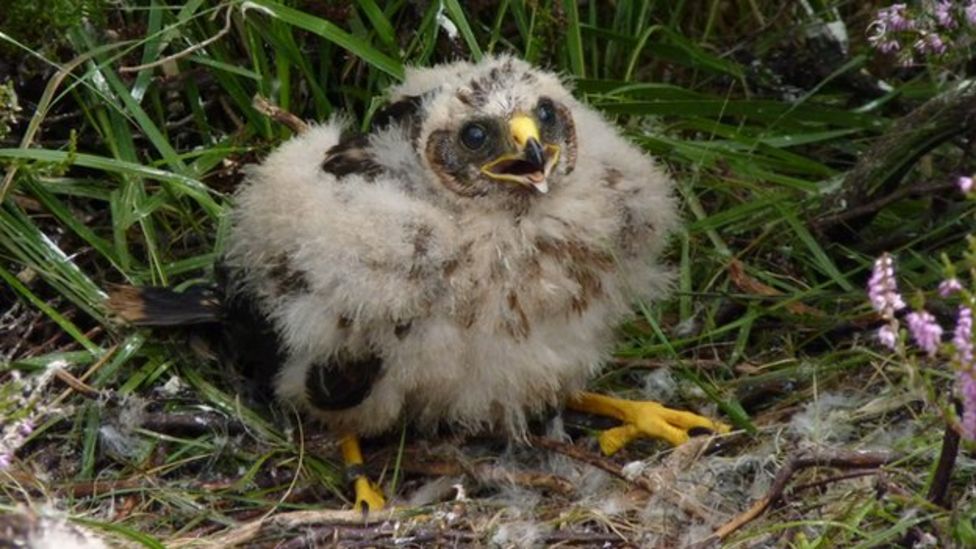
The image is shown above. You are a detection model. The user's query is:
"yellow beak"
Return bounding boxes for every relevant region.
[509,115,540,147]
[479,114,559,194]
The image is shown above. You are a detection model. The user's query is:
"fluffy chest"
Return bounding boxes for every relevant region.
[436,208,621,340]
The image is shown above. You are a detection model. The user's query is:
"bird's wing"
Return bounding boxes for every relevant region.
[224,121,457,359]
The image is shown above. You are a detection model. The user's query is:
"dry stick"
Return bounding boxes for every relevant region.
[897,425,961,549]
[926,417,961,509]
[399,455,576,496]
[530,434,723,524]
[609,356,726,370]
[51,368,100,398]
[252,95,309,135]
[50,344,118,407]
[811,179,958,231]
[703,451,895,544]
[118,7,233,73]
[528,435,656,493]
[139,411,247,437]
[791,470,879,495]
[811,81,976,237]
[179,509,400,548]
[276,524,625,549]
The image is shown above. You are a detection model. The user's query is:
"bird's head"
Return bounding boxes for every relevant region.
[389,56,578,200]
[463,101,563,195]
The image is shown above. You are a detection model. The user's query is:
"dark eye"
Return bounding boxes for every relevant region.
[536,99,556,125]
[460,123,488,150]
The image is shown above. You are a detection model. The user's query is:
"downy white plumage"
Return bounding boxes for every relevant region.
[223,55,678,437]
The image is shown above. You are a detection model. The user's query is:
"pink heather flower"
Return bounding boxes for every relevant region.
[868,254,907,318]
[0,453,10,470]
[955,306,974,367]
[906,310,943,357]
[926,34,947,55]
[915,33,948,55]
[934,1,956,29]
[878,323,899,350]
[17,421,33,437]
[881,4,913,32]
[878,40,901,54]
[959,176,974,193]
[967,2,976,26]
[939,278,964,297]
[960,372,976,441]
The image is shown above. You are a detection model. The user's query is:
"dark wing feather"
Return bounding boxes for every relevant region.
[305,354,383,411]
[370,94,423,130]
[321,134,383,179]
[321,94,424,180]
[106,285,219,325]
[214,266,287,398]
[218,266,383,411]
[106,266,383,412]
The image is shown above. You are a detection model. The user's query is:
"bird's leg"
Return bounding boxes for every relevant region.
[339,433,385,512]
[567,391,729,455]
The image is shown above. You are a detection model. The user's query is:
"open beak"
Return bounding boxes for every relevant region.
[481,115,560,194]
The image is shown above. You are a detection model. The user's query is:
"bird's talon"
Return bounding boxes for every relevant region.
[353,476,386,512]
[569,392,728,455]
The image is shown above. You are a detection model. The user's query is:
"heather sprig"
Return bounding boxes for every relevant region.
[0,417,35,471]
[868,181,976,440]
[960,175,974,194]
[868,1,976,66]
[868,253,906,350]
[0,364,61,470]
[906,310,943,357]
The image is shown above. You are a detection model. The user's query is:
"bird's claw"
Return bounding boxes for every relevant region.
[353,475,386,513]
[568,392,728,455]
[596,400,729,455]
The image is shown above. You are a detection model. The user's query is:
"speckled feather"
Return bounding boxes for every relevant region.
[222,55,678,437]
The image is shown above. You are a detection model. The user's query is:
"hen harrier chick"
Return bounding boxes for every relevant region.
[111,55,728,510]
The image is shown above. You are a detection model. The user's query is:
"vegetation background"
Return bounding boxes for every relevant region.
[1,0,974,546]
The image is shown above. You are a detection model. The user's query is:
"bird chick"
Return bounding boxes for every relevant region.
[110,55,727,511]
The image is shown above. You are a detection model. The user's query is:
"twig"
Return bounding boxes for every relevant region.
[810,179,958,233]
[276,524,471,549]
[702,451,895,544]
[51,368,100,398]
[139,412,247,437]
[926,416,960,509]
[252,95,309,135]
[172,509,400,548]
[528,435,656,493]
[812,81,976,238]
[59,478,148,498]
[608,356,725,370]
[399,453,575,496]
[50,344,118,407]
[275,524,625,549]
[791,470,879,494]
[119,7,234,73]
[727,258,825,317]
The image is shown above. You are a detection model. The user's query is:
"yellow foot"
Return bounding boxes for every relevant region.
[340,433,386,512]
[352,475,386,512]
[567,391,730,455]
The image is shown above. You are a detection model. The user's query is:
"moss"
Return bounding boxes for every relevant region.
[0,80,18,140]
[0,0,106,54]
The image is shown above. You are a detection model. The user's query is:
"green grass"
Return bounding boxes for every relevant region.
[1,0,975,546]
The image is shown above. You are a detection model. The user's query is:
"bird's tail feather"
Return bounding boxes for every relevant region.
[106,285,220,326]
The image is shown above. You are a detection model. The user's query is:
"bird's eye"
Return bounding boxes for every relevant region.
[536,99,556,126]
[460,123,488,150]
